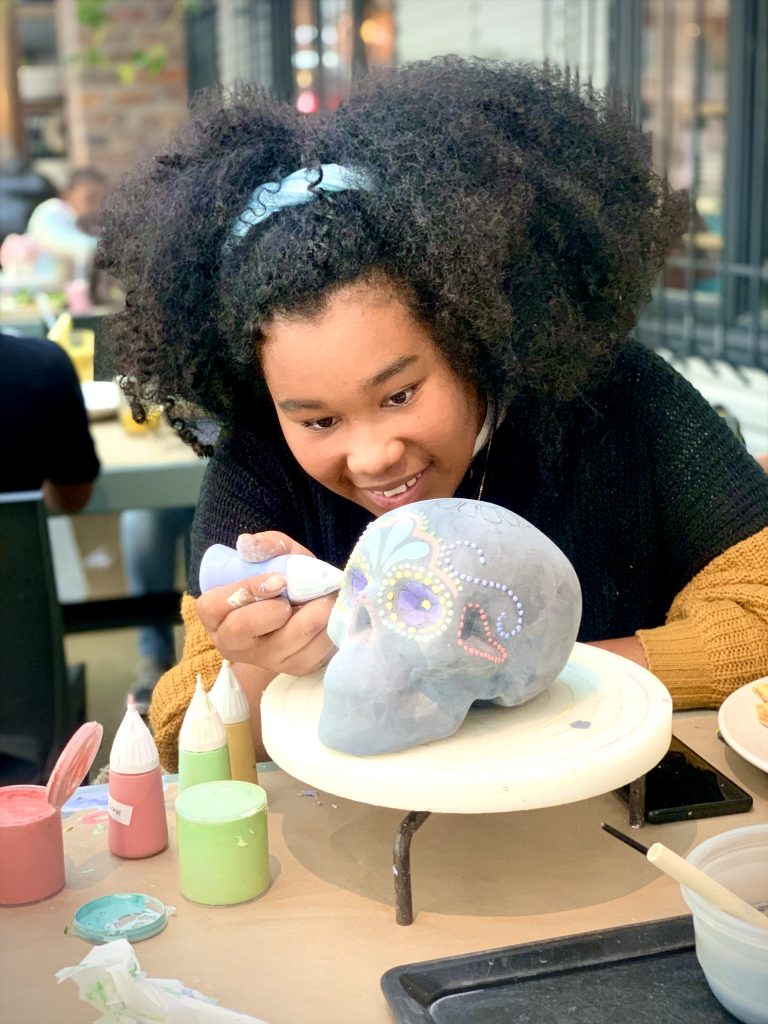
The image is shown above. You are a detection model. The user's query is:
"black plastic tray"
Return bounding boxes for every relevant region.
[381,916,739,1023]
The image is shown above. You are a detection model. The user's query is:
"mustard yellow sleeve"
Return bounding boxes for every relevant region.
[637,527,768,709]
[148,593,222,772]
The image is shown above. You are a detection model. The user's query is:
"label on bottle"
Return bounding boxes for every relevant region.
[108,795,134,826]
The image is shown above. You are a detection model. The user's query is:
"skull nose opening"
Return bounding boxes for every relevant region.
[457,602,508,664]
[459,606,485,641]
[351,601,373,637]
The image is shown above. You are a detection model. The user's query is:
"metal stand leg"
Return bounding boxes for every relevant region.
[393,810,431,925]
[628,774,647,829]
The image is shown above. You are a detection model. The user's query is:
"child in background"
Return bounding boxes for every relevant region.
[26,168,107,289]
[97,58,768,770]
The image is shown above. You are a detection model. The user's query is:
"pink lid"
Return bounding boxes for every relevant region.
[46,722,104,809]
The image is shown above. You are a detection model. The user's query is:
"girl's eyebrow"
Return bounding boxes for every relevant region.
[278,398,326,412]
[277,355,419,412]
[365,354,418,390]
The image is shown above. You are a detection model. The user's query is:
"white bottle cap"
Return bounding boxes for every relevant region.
[179,675,227,753]
[209,660,250,725]
[109,696,160,774]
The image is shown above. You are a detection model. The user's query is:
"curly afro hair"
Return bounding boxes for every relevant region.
[97,56,687,455]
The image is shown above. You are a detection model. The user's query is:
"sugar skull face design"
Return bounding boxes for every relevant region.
[320,498,582,755]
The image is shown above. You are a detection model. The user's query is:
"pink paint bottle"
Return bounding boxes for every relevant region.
[107,697,168,859]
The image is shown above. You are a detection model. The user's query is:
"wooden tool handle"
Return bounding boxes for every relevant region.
[647,843,768,930]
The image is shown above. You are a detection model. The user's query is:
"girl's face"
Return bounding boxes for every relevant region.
[261,281,484,517]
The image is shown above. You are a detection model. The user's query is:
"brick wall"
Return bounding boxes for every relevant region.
[56,0,189,184]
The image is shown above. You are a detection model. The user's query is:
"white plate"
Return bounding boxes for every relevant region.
[81,380,119,421]
[718,679,768,773]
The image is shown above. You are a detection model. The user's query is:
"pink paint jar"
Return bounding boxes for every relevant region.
[0,722,103,906]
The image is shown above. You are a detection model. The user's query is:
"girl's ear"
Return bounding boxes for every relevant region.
[471,396,493,459]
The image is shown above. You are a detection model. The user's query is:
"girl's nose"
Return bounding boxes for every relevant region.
[345,425,406,479]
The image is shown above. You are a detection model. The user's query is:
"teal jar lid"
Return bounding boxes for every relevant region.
[73,893,167,943]
[175,780,267,822]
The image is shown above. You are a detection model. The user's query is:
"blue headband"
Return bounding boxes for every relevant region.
[230,163,373,242]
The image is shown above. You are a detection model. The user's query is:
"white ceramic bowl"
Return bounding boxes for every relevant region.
[680,825,768,1024]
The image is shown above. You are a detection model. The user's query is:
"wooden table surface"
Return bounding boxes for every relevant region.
[1,710,766,1024]
[85,419,207,514]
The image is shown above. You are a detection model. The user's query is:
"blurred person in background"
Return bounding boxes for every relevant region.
[26,163,187,708]
[0,331,99,512]
[120,506,195,714]
[0,145,57,247]
[25,167,107,289]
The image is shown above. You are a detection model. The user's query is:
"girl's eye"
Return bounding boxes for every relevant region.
[302,416,338,431]
[385,385,418,408]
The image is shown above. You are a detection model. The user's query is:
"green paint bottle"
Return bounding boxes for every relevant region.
[177,675,231,792]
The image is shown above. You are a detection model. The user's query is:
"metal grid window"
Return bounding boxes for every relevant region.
[613,0,767,370]
[216,0,274,91]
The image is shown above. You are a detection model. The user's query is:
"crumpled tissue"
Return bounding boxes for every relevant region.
[56,939,269,1023]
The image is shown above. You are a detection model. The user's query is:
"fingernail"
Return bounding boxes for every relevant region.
[236,535,274,562]
[257,573,286,596]
[227,586,255,609]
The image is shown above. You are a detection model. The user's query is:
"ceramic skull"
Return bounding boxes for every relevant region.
[320,498,582,755]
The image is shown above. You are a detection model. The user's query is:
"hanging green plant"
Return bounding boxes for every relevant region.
[73,0,200,81]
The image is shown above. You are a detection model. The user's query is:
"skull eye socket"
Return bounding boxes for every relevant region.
[382,571,453,639]
[396,581,442,627]
[349,567,368,597]
[338,565,368,612]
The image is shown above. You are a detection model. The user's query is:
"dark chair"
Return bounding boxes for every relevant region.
[0,491,85,784]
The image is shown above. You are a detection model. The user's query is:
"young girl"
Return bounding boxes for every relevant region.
[98,57,768,771]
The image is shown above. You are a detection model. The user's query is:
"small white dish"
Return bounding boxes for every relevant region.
[81,380,119,421]
[681,824,768,1024]
[718,679,768,774]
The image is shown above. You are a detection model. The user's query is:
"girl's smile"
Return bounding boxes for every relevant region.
[261,280,484,517]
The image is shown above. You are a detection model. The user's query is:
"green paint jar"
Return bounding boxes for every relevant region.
[175,781,269,906]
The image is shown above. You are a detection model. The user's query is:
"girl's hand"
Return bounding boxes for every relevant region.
[196,531,337,676]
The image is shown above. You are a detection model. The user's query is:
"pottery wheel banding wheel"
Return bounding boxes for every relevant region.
[261,643,673,813]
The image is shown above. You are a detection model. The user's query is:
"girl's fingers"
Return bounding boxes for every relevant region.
[255,597,337,675]
[211,595,336,674]
[271,628,336,677]
[226,574,286,610]
[198,532,319,633]
[196,585,336,672]
[197,573,288,632]
[235,530,314,562]
[210,594,294,658]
